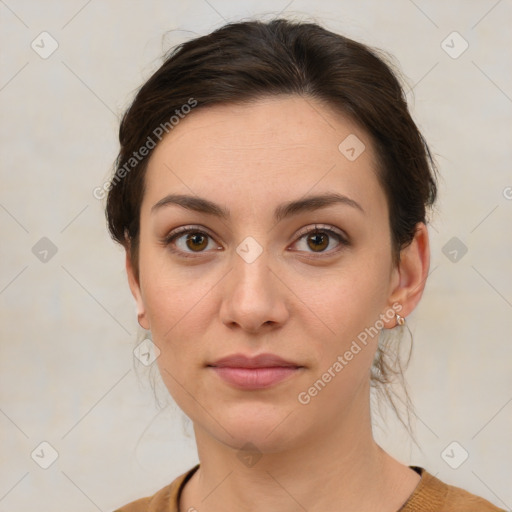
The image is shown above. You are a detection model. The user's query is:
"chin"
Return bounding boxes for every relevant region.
[205,404,306,454]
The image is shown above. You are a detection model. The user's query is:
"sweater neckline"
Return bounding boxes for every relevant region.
[174,464,442,512]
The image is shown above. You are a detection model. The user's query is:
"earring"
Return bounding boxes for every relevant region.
[396,313,405,326]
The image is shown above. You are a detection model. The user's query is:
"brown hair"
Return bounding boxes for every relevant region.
[105,18,438,434]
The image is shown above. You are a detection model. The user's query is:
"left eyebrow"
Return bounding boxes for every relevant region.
[274,192,365,222]
[150,192,365,221]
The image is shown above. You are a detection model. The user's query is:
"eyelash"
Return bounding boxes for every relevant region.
[161,224,349,259]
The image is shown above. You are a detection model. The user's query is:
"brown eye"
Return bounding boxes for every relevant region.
[163,226,220,257]
[292,225,349,255]
[185,232,208,252]
[306,231,329,252]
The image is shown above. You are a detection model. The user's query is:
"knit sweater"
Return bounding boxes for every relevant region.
[113,464,506,512]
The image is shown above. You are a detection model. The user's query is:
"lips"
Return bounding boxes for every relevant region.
[208,353,302,369]
[207,353,303,390]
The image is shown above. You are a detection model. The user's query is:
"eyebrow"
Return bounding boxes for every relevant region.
[151,192,365,222]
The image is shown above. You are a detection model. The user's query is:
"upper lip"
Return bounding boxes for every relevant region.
[208,353,302,368]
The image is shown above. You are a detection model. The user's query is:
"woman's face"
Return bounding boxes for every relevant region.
[127,95,411,453]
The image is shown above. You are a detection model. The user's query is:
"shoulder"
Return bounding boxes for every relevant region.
[112,464,200,512]
[112,484,174,512]
[401,466,506,512]
[442,476,506,512]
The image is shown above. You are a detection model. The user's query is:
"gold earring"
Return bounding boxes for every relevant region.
[396,313,405,326]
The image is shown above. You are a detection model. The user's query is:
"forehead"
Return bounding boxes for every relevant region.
[142,95,387,219]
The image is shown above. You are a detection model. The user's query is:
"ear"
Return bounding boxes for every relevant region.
[125,247,150,330]
[383,222,430,327]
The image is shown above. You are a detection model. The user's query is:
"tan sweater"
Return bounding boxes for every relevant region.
[113,464,506,512]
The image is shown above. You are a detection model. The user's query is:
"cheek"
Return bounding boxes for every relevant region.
[144,273,209,408]
[302,256,390,333]
[144,276,207,347]
[138,239,207,333]
[299,257,391,373]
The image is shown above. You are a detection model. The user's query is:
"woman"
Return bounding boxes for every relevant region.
[106,18,504,512]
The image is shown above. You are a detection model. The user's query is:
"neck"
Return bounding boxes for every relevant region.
[179,387,419,512]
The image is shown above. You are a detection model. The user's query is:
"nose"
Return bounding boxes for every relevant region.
[219,249,290,334]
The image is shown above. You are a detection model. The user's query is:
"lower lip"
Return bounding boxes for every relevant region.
[210,366,301,390]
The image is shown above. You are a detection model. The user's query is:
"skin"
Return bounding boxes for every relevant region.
[126,95,430,512]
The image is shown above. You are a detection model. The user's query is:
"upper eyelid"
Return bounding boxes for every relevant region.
[165,223,345,240]
[294,224,347,240]
[165,225,217,243]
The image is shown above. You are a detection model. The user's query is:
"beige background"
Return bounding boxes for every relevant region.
[1,1,511,511]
